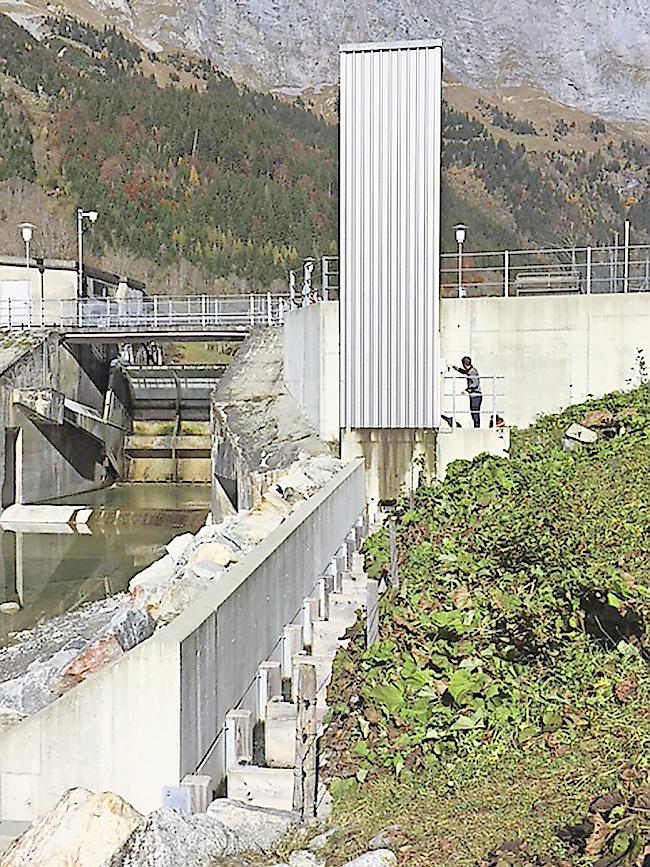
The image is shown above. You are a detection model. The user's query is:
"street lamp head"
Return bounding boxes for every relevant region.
[87,211,98,223]
[19,222,35,244]
[454,223,467,245]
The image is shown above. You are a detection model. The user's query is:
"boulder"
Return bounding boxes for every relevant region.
[50,634,123,695]
[288,852,324,867]
[0,787,143,867]
[165,534,196,565]
[153,573,214,625]
[206,799,297,852]
[582,409,615,428]
[129,555,175,593]
[105,808,244,866]
[109,609,156,651]
[308,828,342,851]
[341,852,398,867]
[565,423,598,444]
[189,542,239,568]
[50,609,154,696]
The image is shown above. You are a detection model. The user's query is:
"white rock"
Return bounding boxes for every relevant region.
[288,851,325,867]
[128,555,174,592]
[308,828,341,851]
[165,533,196,564]
[565,423,598,444]
[1,787,143,867]
[206,799,297,852]
[189,541,239,568]
[342,851,398,867]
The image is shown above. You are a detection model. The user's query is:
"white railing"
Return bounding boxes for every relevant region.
[441,374,506,430]
[291,243,650,299]
[0,294,287,331]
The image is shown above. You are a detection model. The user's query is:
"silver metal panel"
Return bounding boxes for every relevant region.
[340,41,442,429]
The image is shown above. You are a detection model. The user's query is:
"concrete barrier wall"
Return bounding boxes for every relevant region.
[0,459,365,822]
[283,303,340,442]
[440,294,650,428]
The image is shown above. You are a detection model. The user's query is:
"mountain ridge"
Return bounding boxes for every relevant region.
[4,0,648,123]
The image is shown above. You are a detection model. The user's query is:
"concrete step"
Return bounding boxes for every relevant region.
[311,620,353,659]
[227,766,294,811]
[264,699,327,769]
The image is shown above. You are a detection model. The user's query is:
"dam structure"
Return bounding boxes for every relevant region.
[1,37,650,844]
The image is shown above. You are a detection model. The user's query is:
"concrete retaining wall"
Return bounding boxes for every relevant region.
[440,294,650,428]
[283,303,340,443]
[0,459,365,822]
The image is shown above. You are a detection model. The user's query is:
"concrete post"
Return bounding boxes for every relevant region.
[302,597,319,647]
[318,577,330,621]
[225,709,253,769]
[282,624,303,678]
[180,774,213,813]
[257,661,282,721]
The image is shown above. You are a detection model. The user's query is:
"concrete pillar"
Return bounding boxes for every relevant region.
[225,709,253,770]
[282,624,303,678]
[302,597,319,647]
[180,774,213,813]
[257,661,282,722]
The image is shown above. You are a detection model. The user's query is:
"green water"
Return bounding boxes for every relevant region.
[0,484,210,646]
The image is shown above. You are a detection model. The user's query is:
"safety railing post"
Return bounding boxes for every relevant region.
[451,374,456,429]
[322,256,329,301]
[202,295,207,329]
[586,246,592,295]
[504,250,509,298]
[153,295,158,329]
[289,271,296,309]
[492,375,496,424]
[267,292,272,325]
[7,298,11,330]
[249,294,254,325]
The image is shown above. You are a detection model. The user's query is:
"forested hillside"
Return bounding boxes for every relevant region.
[0,12,647,292]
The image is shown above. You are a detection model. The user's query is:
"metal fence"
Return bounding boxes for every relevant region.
[441,373,506,429]
[291,244,650,300]
[0,294,287,331]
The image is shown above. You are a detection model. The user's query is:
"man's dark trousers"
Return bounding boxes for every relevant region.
[470,395,482,428]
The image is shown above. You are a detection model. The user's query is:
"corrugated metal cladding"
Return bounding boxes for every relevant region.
[340,40,442,429]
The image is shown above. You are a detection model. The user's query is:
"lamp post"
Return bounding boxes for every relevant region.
[77,208,98,297]
[19,223,36,326]
[454,224,467,298]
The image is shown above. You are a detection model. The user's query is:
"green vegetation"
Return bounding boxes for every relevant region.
[0,95,36,182]
[324,386,650,865]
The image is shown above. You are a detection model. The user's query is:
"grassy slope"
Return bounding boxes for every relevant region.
[321,386,650,866]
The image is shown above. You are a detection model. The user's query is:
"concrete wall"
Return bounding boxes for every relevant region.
[436,428,510,479]
[0,336,123,508]
[0,459,366,821]
[283,303,340,443]
[440,294,650,428]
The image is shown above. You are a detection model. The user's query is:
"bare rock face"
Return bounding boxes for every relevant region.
[0,787,143,867]
[104,808,244,866]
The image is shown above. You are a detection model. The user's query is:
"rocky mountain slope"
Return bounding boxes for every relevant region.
[4,0,649,122]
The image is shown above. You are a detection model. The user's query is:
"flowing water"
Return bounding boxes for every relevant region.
[0,484,210,648]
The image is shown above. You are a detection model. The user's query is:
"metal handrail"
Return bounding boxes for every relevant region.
[0,294,288,331]
[441,373,506,430]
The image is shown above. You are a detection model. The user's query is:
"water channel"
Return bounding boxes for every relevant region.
[0,483,210,648]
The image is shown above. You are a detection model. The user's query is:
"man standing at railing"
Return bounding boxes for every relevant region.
[453,356,482,428]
